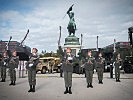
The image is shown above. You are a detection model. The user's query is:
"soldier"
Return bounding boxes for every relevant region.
[48,60,54,74]
[47,60,51,74]
[62,53,73,94]
[8,50,19,86]
[51,60,55,74]
[79,59,84,74]
[0,51,9,82]
[26,48,39,92]
[84,50,95,88]
[114,53,122,82]
[96,52,104,84]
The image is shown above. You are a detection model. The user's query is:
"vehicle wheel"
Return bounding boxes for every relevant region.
[36,71,38,73]
[41,67,46,74]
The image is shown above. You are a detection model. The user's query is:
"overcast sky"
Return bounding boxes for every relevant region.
[0,0,133,53]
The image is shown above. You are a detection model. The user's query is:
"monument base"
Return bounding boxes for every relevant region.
[64,35,81,56]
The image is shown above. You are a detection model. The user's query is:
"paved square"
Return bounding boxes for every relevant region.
[0,72,133,100]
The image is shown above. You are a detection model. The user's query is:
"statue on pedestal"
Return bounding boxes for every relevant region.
[63,5,81,57]
[67,4,76,36]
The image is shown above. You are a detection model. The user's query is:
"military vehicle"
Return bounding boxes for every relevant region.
[0,30,30,61]
[74,48,97,74]
[123,56,133,73]
[123,26,133,73]
[36,57,61,74]
[0,41,31,61]
[102,42,131,72]
[79,42,131,72]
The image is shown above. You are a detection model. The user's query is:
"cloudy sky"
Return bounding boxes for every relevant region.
[0,0,133,53]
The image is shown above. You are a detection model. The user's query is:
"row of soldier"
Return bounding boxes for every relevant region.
[0,48,122,94]
[0,48,39,93]
[62,50,122,94]
[0,50,19,85]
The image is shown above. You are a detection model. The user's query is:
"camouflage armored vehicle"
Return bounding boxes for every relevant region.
[36,57,61,74]
[0,41,31,61]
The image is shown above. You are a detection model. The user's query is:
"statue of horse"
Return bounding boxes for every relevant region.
[67,22,76,36]
[67,11,76,36]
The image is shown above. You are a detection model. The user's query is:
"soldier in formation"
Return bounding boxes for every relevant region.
[26,48,39,92]
[8,50,19,86]
[114,53,122,82]
[84,50,95,88]
[0,51,9,82]
[96,52,105,84]
[62,52,73,94]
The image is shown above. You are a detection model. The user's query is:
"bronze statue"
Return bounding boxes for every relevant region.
[66,4,76,36]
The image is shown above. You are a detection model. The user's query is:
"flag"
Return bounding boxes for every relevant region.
[67,4,74,13]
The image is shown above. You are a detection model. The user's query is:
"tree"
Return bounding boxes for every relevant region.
[57,46,64,60]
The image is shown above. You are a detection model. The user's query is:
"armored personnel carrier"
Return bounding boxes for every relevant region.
[0,41,31,61]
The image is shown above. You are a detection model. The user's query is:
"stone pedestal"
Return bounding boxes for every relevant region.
[64,35,81,56]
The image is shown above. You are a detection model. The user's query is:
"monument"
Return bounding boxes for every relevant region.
[64,4,81,56]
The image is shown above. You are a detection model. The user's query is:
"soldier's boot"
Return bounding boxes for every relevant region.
[64,87,68,94]
[117,79,121,82]
[99,80,101,84]
[9,81,14,86]
[101,80,103,84]
[90,83,93,88]
[13,81,16,85]
[32,85,35,92]
[0,79,4,82]
[99,80,103,84]
[28,85,32,92]
[87,83,90,88]
[3,79,6,82]
[68,87,72,94]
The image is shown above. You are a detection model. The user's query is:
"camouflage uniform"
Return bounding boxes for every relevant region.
[84,56,95,88]
[113,52,122,82]
[8,56,19,85]
[96,57,104,84]
[0,56,9,82]
[26,54,39,92]
[114,58,121,82]
[48,60,54,74]
[62,60,73,94]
